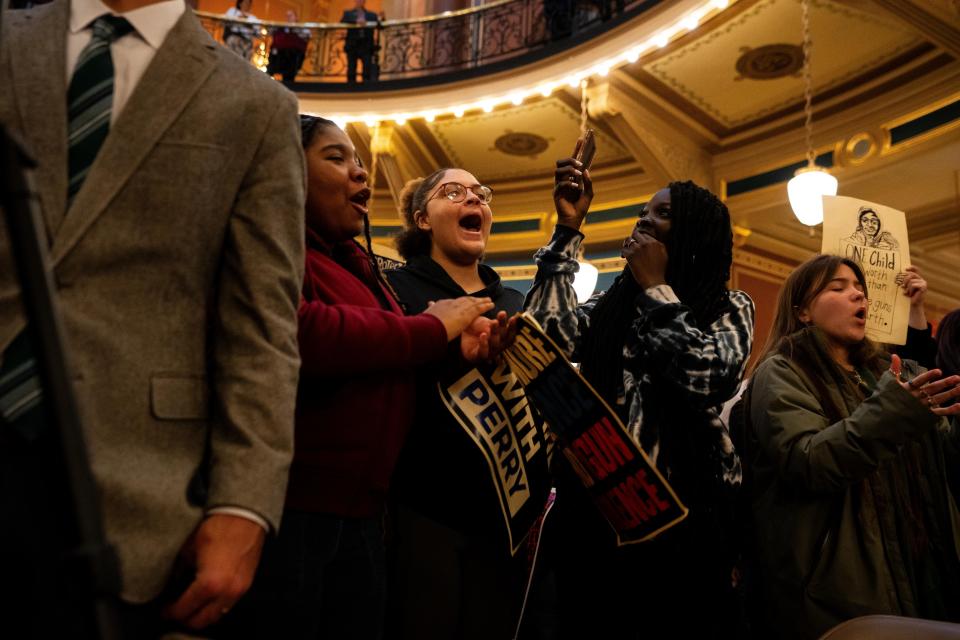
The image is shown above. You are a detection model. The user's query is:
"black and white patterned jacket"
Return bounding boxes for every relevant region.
[524,225,755,496]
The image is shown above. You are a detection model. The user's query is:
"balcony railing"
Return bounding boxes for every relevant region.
[196,0,660,87]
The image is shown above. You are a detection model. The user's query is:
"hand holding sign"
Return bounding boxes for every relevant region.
[899,265,929,330]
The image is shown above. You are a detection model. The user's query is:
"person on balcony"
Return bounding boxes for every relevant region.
[340,0,378,84]
[224,0,258,60]
[267,9,310,82]
[524,160,755,639]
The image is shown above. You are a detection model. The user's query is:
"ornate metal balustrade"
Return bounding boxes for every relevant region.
[196,0,658,87]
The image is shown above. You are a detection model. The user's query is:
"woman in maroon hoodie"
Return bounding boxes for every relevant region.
[226,116,497,639]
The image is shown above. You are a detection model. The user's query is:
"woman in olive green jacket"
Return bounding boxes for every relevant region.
[745,254,960,639]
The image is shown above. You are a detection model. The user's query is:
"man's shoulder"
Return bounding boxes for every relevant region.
[203,41,298,109]
[2,0,62,36]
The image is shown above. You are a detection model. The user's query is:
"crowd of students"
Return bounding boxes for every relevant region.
[241,114,960,640]
[2,2,958,635]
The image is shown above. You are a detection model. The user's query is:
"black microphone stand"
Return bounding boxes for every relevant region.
[0,124,124,639]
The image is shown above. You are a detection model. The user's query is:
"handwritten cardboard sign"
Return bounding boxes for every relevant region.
[499,314,688,545]
[822,196,911,345]
[438,357,554,555]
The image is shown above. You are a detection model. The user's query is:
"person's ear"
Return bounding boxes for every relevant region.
[415,210,430,231]
[795,305,812,325]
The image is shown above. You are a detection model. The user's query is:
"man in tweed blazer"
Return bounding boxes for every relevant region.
[0,0,304,634]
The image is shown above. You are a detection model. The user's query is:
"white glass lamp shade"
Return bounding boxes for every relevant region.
[573,260,599,303]
[787,166,838,226]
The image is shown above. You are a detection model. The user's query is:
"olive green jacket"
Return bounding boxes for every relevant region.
[747,352,960,640]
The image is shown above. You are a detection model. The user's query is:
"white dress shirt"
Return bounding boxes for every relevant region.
[64,0,269,532]
[66,0,185,122]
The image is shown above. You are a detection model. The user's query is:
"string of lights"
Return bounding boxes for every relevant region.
[313,0,733,129]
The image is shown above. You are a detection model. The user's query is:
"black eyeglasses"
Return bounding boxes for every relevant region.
[429,182,493,205]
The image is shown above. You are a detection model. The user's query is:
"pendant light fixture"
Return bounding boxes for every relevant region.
[573,247,599,304]
[787,0,837,226]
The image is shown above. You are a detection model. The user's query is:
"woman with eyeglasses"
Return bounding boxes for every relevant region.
[384,169,530,640]
[219,121,499,640]
[523,159,755,639]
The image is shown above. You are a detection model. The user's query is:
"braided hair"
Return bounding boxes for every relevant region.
[580,180,734,406]
[300,114,398,307]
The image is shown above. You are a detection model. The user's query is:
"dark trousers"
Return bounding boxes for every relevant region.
[543,482,740,640]
[346,49,374,84]
[0,404,102,639]
[0,332,105,639]
[221,509,386,640]
[544,0,574,40]
[267,48,306,83]
[385,504,527,640]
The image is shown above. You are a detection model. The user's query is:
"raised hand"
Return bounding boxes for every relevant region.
[621,224,668,290]
[891,354,960,416]
[553,155,594,231]
[898,265,928,329]
[424,296,495,341]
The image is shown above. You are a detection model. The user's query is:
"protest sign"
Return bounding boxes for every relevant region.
[438,357,554,555]
[822,196,911,345]
[500,314,687,545]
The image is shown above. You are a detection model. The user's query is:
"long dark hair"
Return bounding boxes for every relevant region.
[300,115,397,307]
[754,254,883,374]
[579,180,733,404]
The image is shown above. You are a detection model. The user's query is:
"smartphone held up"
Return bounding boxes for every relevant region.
[559,129,597,203]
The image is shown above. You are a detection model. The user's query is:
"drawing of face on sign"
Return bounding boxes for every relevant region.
[822,195,911,345]
[845,206,900,250]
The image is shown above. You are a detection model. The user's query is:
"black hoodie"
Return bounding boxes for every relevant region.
[386,255,525,538]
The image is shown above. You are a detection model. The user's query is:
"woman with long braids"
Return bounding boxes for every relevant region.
[524,159,755,638]
[222,117,497,639]
[743,255,960,639]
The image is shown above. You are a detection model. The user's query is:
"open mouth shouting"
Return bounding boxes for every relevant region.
[854,306,867,324]
[459,211,484,236]
[350,187,371,215]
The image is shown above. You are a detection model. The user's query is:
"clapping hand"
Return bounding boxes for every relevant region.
[461,311,519,363]
[424,296,495,341]
[891,354,960,416]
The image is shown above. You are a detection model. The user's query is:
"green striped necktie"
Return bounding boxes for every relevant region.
[0,16,134,434]
[67,14,134,203]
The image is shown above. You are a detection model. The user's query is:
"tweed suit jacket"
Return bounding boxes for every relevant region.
[0,2,305,602]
